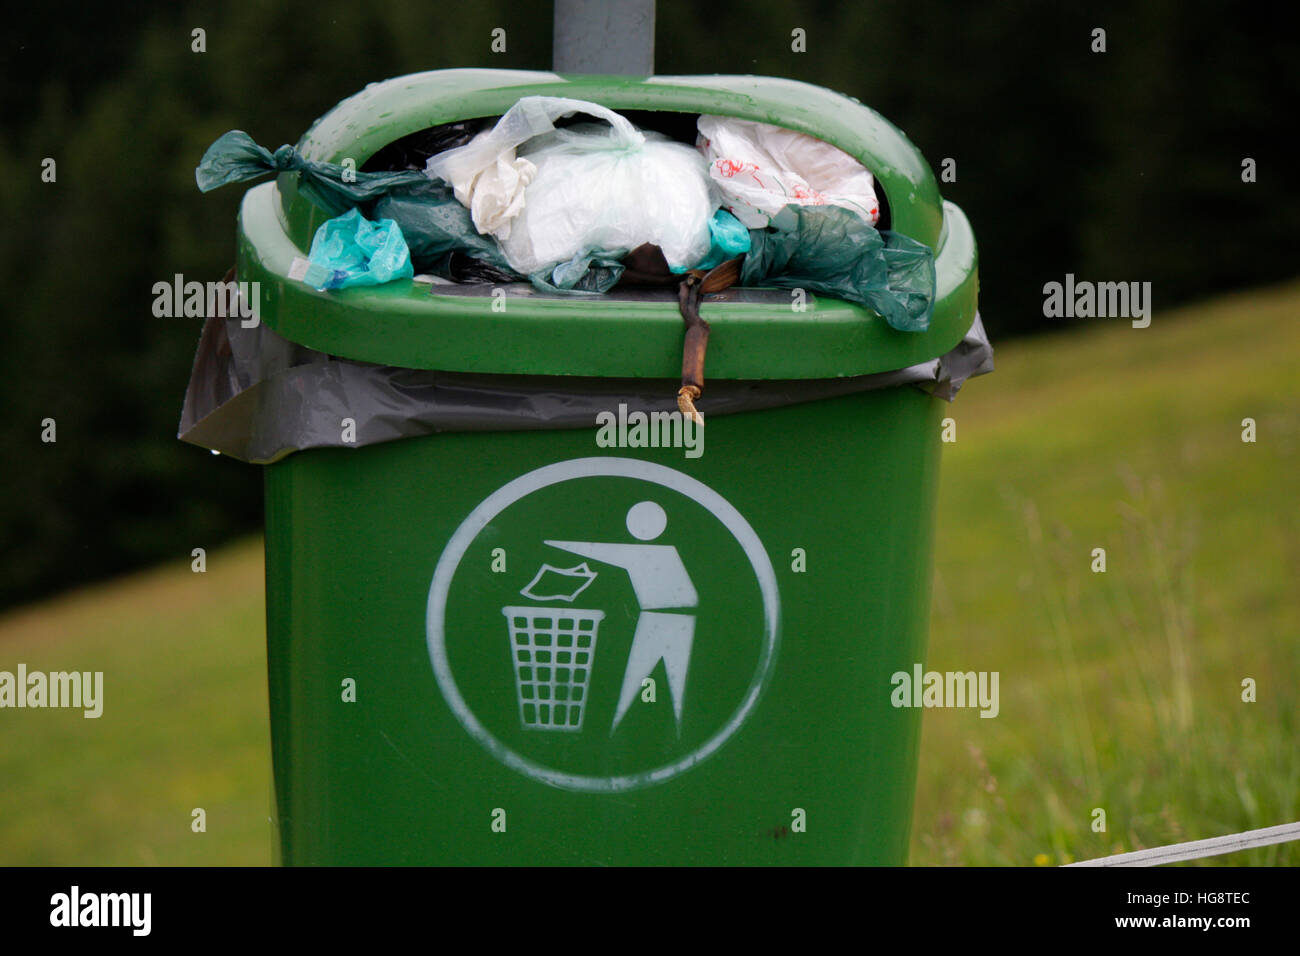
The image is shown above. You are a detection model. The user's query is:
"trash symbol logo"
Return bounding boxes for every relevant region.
[502,501,701,737]
[546,501,697,733]
[427,457,781,793]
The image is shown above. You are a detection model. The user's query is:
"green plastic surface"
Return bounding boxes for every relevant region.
[264,387,943,865]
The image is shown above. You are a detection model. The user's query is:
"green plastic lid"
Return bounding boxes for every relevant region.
[236,68,978,380]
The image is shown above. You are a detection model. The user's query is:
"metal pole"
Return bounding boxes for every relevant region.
[1066,820,1300,866]
[553,0,655,75]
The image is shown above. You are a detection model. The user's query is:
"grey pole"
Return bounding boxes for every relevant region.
[553,0,655,75]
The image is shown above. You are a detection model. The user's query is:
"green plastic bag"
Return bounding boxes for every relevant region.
[370,185,518,277]
[302,209,414,291]
[195,130,438,218]
[529,251,625,294]
[196,130,614,290]
[741,205,935,331]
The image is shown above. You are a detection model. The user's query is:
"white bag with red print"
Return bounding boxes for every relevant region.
[696,115,881,229]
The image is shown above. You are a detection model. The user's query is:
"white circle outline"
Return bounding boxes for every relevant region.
[426,457,781,793]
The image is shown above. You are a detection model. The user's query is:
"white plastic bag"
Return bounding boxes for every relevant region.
[427,96,716,276]
[437,130,536,239]
[426,98,615,240]
[503,127,715,276]
[696,115,880,229]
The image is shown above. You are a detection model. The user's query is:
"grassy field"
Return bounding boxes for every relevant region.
[1,282,1297,866]
[0,538,272,865]
[915,280,1300,865]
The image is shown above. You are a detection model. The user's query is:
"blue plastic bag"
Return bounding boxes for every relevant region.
[302,209,414,291]
[673,210,752,274]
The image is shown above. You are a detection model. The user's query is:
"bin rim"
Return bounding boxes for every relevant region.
[239,68,979,381]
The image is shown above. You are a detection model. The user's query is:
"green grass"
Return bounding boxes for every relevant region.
[914,280,1300,865]
[0,538,273,865]
[1,281,1297,865]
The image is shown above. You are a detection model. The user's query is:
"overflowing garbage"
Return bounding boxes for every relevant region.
[427,97,717,279]
[195,96,939,420]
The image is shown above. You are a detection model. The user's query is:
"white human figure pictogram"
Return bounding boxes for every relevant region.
[546,500,697,733]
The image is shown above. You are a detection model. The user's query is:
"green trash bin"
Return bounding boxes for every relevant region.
[187,69,985,865]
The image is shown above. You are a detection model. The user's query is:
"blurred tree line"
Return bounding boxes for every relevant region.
[1,0,1296,608]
